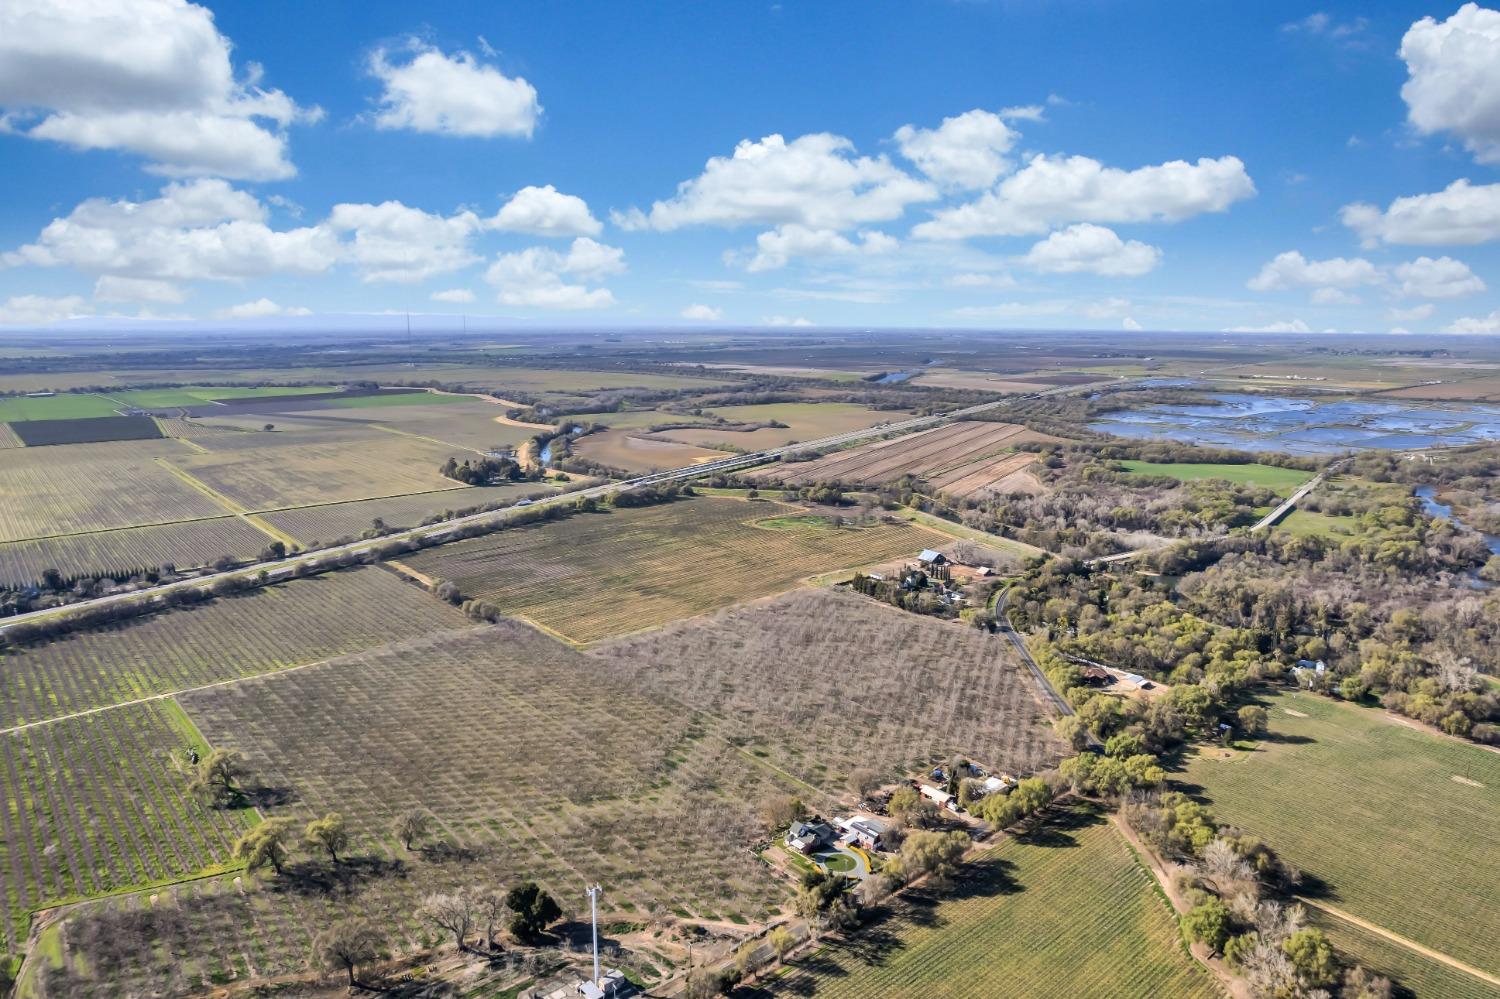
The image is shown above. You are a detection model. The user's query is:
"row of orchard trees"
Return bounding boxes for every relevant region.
[186,750,564,990]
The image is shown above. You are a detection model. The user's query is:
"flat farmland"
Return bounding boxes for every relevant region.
[1180,688,1500,977]
[0,424,22,448]
[572,428,733,473]
[164,434,469,509]
[0,394,123,422]
[261,482,558,544]
[655,402,911,451]
[11,414,163,447]
[0,517,272,588]
[403,497,947,643]
[1311,910,1500,999]
[1119,460,1313,496]
[106,385,337,409]
[559,409,715,431]
[591,588,1063,791]
[752,421,1055,497]
[0,439,232,542]
[0,566,466,729]
[754,809,1217,999]
[279,400,538,452]
[486,367,732,395]
[0,700,257,950]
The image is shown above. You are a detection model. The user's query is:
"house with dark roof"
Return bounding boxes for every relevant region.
[786,819,836,854]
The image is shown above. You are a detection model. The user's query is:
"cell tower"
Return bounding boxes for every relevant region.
[586,883,604,986]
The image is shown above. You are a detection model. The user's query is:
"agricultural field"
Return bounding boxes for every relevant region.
[1273,509,1362,539]
[0,566,466,729]
[11,414,163,447]
[654,402,911,451]
[260,482,559,545]
[0,424,22,448]
[402,496,948,643]
[1311,910,1500,999]
[0,439,234,543]
[0,393,123,422]
[105,385,338,409]
[280,400,538,452]
[590,588,1064,791]
[0,700,258,951]
[1181,688,1500,978]
[0,621,820,994]
[163,433,469,509]
[754,808,1218,999]
[571,428,733,473]
[485,366,732,396]
[751,420,1054,499]
[0,517,272,588]
[1118,460,1314,496]
[558,409,715,431]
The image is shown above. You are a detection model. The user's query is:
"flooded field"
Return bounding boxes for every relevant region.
[1092,393,1500,454]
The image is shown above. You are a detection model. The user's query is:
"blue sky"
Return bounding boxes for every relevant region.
[2,0,1500,333]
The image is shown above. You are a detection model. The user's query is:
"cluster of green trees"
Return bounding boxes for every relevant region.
[440,455,527,485]
[848,570,959,619]
[1123,793,1390,999]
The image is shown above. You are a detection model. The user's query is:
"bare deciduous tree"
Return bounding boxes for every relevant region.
[420,892,477,951]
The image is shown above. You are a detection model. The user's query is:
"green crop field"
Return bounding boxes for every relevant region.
[1181,688,1500,977]
[0,566,466,729]
[1118,460,1313,496]
[107,385,337,409]
[1311,911,1499,999]
[0,394,123,422]
[403,496,948,643]
[755,808,1217,999]
[314,391,469,410]
[1274,509,1361,538]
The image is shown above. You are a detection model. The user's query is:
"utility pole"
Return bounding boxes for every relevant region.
[586,883,603,986]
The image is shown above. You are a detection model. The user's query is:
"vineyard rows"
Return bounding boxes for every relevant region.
[0,440,231,542]
[760,810,1217,999]
[925,451,1039,500]
[592,588,1063,790]
[752,421,1051,491]
[1183,689,1500,977]
[0,517,270,588]
[280,400,537,452]
[403,497,948,643]
[0,700,254,951]
[0,566,466,729]
[260,482,557,545]
[0,424,21,449]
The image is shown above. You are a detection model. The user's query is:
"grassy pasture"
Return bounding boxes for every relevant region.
[1118,460,1313,496]
[107,385,337,409]
[755,808,1217,999]
[0,566,465,729]
[0,700,257,951]
[1181,688,1500,977]
[1274,509,1361,538]
[281,401,538,452]
[260,482,558,545]
[590,588,1063,792]
[0,394,122,422]
[559,410,715,431]
[403,496,948,643]
[655,402,910,451]
[486,367,731,395]
[312,391,468,410]
[0,517,273,588]
[164,434,469,509]
[0,440,233,542]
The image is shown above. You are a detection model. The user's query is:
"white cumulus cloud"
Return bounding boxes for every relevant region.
[1388,303,1436,322]
[1224,319,1312,333]
[1400,3,1500,164]
[1247,251,1382,292]
[485,237,624,309]
[1341,179,1500,246]
[1020,223,1161,276]
[93,275,184,304]
[431,288,475,304]
[1393,255,1485,298]
[894,109,1020,189]
[368,42,539,138]
[0,0,316,180]
[744,225,897,272]
[216,298,310,319]
[614,133,937,232]
[488,184,601,237]
[914,153,1255,239]
[325,201,481,283]
[0,294,87,325]
[680,303,722,320]
[1446,309,1500,332]
[765,315,814,327]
